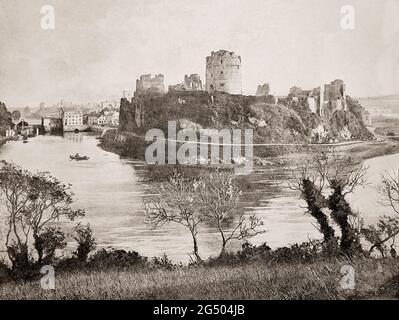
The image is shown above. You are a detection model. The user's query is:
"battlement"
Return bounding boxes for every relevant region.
[206,50,241,65]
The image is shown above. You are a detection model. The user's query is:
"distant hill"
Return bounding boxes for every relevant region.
[358,95,399,114]
[359,94,399,100]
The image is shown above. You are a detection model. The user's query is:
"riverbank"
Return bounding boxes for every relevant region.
[342,137,399,161]
[99,129,399,169]
[0,257,397,300]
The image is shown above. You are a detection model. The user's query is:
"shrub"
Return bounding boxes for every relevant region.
[73,225,96,262]
[0,260,10,283]
[87,249,147,270]
[237,242,272,262]
[6,243,37,280]
[151,254,176,270]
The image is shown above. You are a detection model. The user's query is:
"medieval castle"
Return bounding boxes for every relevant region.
[122,49,355,129]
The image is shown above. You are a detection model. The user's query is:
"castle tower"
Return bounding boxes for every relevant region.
[205,50,242,95]
[342,83,347,111]
[319,84,325,117]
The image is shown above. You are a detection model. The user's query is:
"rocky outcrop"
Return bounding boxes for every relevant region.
[327,110,374,141]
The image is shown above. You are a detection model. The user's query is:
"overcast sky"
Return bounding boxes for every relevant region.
[0,0,398,107]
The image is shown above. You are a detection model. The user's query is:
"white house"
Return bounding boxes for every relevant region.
[97,115,107,126]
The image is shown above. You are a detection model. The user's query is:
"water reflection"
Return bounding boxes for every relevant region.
[64,132,84,143]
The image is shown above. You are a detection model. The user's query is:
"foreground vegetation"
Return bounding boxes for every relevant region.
[0,249,398,300]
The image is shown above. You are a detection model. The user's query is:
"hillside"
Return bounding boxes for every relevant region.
[359,95,399,114]
[104,91,374,158]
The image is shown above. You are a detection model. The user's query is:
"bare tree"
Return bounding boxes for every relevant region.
[379,170,399,215]
[143,171,203,261]
[197,171,264,256]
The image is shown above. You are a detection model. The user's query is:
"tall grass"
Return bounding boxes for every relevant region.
[0,258,397,300]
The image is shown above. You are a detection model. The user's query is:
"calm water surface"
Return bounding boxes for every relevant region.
[0,133,396,261]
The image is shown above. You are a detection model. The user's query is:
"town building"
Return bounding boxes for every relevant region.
[87,116,98,126]
[48,117,63,133]
[205,50,242,95]
[61,109,88,132]
[96,115,107,126]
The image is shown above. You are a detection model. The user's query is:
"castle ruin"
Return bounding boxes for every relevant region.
[321,79,347,113]
[169,74,203,92]
[290,79,348,117]
[206,50,242,95]
[135,74,165,96]
[256,83,270,96]
[184,74,203,90]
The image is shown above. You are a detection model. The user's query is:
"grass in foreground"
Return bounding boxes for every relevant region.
[0,258,397,300]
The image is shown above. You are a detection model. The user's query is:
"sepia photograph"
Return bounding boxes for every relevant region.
[0,0,398,311]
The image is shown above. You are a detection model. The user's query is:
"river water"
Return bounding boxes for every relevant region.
[0,133,397,262]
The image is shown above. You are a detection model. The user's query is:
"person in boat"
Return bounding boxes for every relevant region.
[75,153,80,158]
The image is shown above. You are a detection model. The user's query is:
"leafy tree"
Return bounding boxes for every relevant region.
[11,110,21,121]
[0,102,12,130]
[34,227,67,264]
[0,161,84,270]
